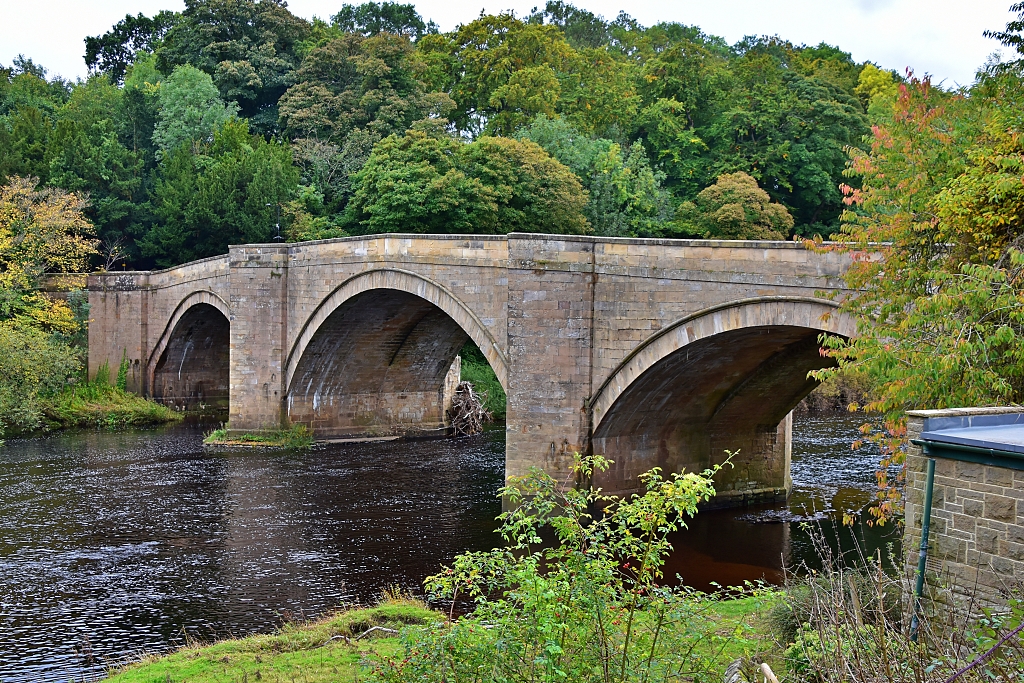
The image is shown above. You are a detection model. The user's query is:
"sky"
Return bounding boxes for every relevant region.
[0,0,1017,88]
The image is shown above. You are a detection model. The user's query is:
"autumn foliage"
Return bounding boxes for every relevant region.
[814,67,1024,522]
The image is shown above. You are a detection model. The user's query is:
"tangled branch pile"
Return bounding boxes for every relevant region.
[447,381,491,436]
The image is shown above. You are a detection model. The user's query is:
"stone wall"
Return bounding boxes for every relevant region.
[905,407,1024,607]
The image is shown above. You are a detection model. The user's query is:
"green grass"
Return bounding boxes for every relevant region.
[43,381,182,431]
[103,598,437,683]
[459,340,506,420]
[204,423,314,449]
[101,594,779,682]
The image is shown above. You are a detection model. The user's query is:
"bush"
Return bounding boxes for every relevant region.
[369,451,749,683]
[0,322,81,435]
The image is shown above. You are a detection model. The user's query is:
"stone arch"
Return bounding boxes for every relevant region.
[589,296,856,501]
[285,268,507,392]
[148,291,232,412]
[284,269,507,437]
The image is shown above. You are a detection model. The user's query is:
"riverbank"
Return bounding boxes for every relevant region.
[39,383,181,432]
[102,594,776,682]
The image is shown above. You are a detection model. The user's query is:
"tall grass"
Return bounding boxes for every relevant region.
[44,364,181,430]
[771,531,1024,682]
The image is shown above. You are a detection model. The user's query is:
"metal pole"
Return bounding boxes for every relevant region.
[911,457,936,641]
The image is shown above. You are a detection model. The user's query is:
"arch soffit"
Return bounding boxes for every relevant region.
[590,296,856,434]
[146,290,232,371]
[284,268,509,393]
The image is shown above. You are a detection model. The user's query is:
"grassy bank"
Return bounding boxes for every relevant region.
[103,594,775,683]
[104,596,435,683]
[41,381,181,431]
[203,424,314,449]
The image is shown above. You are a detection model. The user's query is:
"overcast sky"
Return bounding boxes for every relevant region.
[1,0,1016,88]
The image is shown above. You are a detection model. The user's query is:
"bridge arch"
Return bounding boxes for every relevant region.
[284,268,507,436]
[590,297,856,501]
[148,291,232,412]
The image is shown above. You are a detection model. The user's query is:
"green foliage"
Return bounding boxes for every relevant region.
[143,119,299,265]
[204,423,314,449]
[152,65,237,157]
[676,171,794,239]
[517,115,673,237]
[84,11,177,83]
[332,2,436,38]
[458,340,505,419]
[156,0,310,133]
[371,452,743,683]
[0,322,81,435]
[116,350,129,391]
[349,124,589,234]
[814,72,1024,522]
[44,379,182,431]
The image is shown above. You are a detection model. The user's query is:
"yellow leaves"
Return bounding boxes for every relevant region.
[0,177,97,276]
[0,177,97,335]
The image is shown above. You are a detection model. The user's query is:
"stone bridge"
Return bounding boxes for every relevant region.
[88,234,853,505]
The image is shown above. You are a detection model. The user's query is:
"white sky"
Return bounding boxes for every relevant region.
[0,0,1016,88]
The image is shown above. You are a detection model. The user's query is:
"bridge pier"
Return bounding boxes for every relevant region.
[227,244,290,432]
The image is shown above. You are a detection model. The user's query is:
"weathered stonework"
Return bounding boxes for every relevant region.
[89,233,853,503]
[905,407,1024,607]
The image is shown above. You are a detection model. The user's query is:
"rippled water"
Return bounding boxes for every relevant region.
[0,414,898,682]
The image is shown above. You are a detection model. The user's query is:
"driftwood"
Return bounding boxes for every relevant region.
[447,381,491,436]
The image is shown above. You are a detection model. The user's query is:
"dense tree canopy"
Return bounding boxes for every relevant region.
[1,0,908,268]
[349,123,589,234]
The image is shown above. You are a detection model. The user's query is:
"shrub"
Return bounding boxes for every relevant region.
[0,322,81,435]
[369,451,746,683]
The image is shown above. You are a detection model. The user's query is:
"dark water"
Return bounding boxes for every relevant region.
[0,414,897,682]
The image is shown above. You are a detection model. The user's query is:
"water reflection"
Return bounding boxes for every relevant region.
[667,412,901,591]
[0,414,898,682]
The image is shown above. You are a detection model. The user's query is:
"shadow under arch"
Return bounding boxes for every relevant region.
[284,269,507,437]
[590,297,856,503]
[149,291,232,413]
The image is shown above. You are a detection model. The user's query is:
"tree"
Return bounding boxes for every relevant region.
[676,171,793,239]
[156,0,310,133]
[84,11,177,83]
[348,122,589,234]
[416,14,578,136]
[0,177,96,332]
[332,2,436,38]
[152,65,237,157]
[517,115,671,236]
[279,33,452,142]
[143,119,298,266]
[813,72,1024,523]
[528,1,612,50]
[46,76,148,264]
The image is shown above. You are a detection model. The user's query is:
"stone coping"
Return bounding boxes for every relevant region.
[908,406,1024,418]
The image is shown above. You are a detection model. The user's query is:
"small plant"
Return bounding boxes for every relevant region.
[115,351,129,391]
[370,451,749,683]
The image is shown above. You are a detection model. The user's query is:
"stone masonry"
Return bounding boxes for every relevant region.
[88,233,853,503]
[906,407,1024,606]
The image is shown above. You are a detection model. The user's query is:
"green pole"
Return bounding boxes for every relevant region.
[911,457,936,641]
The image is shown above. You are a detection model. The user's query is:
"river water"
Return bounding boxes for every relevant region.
[0,414,898,682]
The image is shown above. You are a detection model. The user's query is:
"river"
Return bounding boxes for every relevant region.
[0,413,898,682]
